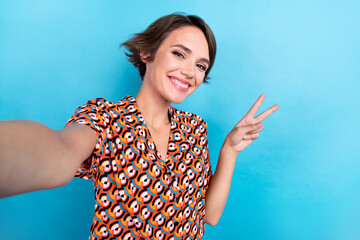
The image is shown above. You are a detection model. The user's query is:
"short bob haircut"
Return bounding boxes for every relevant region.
[121,13,216,83]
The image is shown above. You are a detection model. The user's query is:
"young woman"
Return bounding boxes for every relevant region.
[0,13,279,239]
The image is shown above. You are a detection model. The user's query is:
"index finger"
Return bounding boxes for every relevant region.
[245,94,266,118]
[254,104,279,122]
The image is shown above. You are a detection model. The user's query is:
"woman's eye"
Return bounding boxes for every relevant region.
[172,51,184,58]
[197,64,206,71]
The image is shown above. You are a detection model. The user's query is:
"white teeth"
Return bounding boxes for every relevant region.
[171,78,189,88]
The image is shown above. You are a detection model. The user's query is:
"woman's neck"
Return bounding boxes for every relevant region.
[135,82,171,128]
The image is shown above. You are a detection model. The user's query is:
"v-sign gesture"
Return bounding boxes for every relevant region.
[205,94,279,225]
[226,94,279,153]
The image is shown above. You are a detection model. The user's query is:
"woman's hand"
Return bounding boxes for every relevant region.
[224,94,279,153]
[205,94,279,225]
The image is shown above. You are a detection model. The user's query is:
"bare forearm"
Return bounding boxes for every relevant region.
[0,120,76,197]
[205,138,238,226]
[204,94,279,226]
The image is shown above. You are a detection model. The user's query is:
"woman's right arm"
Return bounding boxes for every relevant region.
[0,120,97,198]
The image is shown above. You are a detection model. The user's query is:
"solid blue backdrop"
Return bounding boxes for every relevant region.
[1,0,359,239]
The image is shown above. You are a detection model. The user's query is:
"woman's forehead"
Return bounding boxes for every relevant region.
[162,26,210,59]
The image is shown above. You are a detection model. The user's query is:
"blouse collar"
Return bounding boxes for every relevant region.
[123,95,176,125]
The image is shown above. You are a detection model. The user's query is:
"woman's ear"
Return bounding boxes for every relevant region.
[140,52,151,63]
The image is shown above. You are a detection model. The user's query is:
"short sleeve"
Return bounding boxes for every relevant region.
[65,98,110,179]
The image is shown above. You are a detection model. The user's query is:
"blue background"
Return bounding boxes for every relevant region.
[1,0,359,239]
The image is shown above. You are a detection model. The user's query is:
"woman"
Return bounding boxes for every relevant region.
[0,13,279,239]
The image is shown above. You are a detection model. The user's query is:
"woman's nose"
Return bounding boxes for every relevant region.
[180,62,195,79]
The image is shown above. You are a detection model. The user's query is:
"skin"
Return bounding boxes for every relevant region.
[135,26,210,160]
[205,94,279,225]
[227,93,279,153]
[139,26,210,105]
[0,24,279,228]
[134,26,280,225]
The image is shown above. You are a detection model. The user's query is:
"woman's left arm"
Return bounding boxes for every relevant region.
[205,94,279,226]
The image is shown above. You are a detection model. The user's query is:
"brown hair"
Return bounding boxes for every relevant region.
[121,13,216,83]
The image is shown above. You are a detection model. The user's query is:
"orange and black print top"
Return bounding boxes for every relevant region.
[65,96,213,240]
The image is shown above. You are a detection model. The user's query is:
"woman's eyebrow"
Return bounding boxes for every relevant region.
[171,44,192,53]
[171,44,210,65]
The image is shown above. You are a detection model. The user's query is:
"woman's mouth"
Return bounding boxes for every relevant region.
[169,76,190,92]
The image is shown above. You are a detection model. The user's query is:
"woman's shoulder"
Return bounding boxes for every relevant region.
[170,106,208,129]
[79,96,132,110]
[77,97,114,110]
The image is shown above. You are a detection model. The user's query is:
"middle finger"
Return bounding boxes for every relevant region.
[254,104,279,122]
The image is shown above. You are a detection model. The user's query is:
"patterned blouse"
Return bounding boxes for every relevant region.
[66,96,213,240]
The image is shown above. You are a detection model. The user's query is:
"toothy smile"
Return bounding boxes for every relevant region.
[169,77,190,89]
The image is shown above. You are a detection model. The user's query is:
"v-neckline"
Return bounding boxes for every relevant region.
[130,96,174,163]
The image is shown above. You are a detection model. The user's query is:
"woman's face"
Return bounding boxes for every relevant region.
[142,26,210,104]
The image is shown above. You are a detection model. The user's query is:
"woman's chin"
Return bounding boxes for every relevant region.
[169,97,185,104]
[167,94,187,104]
